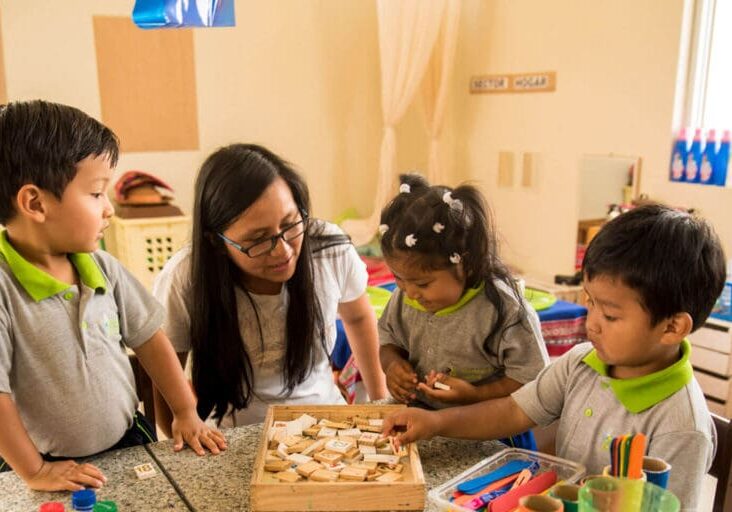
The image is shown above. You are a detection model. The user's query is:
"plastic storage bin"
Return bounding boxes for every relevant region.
[428,447,586,512]
[103,215,191,290]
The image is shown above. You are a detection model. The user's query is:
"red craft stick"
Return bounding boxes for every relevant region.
[488,470,557,512]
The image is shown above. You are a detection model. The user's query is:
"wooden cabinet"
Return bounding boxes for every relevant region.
[689,317,732,417]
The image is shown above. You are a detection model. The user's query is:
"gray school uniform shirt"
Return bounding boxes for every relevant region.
[378,279,549,409]
[512,341,714,511]
[0,232,164,457]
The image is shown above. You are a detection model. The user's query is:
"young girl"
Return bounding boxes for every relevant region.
[378,174,548,449]
[153,144,386,429]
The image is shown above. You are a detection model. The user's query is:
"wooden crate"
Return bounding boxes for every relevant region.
[250,404,425,511]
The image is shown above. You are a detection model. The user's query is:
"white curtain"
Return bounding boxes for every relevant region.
[341,0,446,246]
[422,0,461,184]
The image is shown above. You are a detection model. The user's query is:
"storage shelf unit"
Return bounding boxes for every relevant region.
[689,317,732,417]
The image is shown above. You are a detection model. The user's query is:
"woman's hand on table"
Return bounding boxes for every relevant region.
[171,409,228,455]
[418,371,478,405]
[26,460,106,492]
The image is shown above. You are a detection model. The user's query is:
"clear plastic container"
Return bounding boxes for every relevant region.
[428,447,586,512]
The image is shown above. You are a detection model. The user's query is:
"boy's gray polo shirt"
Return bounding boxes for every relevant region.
[512,341,714,511]
[379,280,548,409]
[0,231,164,457]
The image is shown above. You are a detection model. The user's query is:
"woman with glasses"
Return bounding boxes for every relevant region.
[152,144,387,430]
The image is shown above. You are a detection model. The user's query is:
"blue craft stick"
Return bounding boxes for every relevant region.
[456,460,534,494]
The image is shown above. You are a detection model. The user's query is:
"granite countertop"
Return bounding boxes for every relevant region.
[0,424,505,511]
[0,444,188,512]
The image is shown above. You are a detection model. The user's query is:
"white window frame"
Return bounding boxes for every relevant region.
[680,0,730,129]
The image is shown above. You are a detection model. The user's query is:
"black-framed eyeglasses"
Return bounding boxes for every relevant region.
[217,211,309,258]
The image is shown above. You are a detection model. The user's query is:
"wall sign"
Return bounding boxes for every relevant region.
[470,71,556,94]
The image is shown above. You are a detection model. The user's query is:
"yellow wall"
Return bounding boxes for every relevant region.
[1,1,729,276]
[448,0,732,276]
[1,0,424,221]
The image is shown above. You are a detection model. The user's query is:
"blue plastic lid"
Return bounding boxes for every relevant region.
[71,489,96,509]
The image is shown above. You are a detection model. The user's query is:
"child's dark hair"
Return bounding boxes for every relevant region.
[0,100,119,224]
[379,173,523,343]
[190,143,348,421]
[583,203,726,330]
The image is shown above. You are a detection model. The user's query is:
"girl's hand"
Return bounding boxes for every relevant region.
[171,409,228,455]
[26,460,106,492]
[384,358,418,403]
[418,371,478,405]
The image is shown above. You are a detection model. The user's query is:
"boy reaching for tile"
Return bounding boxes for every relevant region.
[384,203,725,511]
[0,100,226,492]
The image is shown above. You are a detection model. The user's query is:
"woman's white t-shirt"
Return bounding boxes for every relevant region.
[152,222,367,426]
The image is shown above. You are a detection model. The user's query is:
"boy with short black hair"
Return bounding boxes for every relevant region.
[0,100,227,492]
[384,204,726,510]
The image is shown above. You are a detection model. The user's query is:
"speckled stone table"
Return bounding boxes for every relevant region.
[0,425,504,511]
[147,423,505,511]
[0,444,189,511]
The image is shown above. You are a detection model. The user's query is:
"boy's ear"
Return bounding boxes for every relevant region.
[659,312,693,345]
[15,185,49,222]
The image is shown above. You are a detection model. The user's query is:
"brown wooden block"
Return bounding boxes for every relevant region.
[283,435,303,447]
[303,426,321,437]
[309,469,339,482]
[339,467,368,481]
[295,461,322,478]
[324,439,354,454]
[376,471,403,483]
[322,420,352,429]
[275,471,301,483]
[286,439,314,454]
[264,460,292,472]
[313,451,343,465]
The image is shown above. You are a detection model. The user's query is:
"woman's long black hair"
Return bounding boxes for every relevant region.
[379,173,525,347]
[189,143,336,421]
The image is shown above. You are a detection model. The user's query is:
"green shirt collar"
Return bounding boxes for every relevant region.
[0,231,107,302]
[582,339,693,413]
[404,282,484,317]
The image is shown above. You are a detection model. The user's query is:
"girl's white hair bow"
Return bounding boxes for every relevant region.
[399,183,411,194]
[405,234,417,247]
[442,191,462,210]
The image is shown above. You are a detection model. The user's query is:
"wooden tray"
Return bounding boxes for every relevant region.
[250,404,425,511]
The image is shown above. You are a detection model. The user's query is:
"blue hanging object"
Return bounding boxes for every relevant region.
[715,130,730,187]
[699,129,717,185]
[133,0,235,29]
[669,127,686,182]
[685,128,703,182]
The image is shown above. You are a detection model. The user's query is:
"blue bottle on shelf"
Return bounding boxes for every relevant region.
[715,130,729,187]
[669,127,687,182]
[700,129,717,185]
[684,128,703,182]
